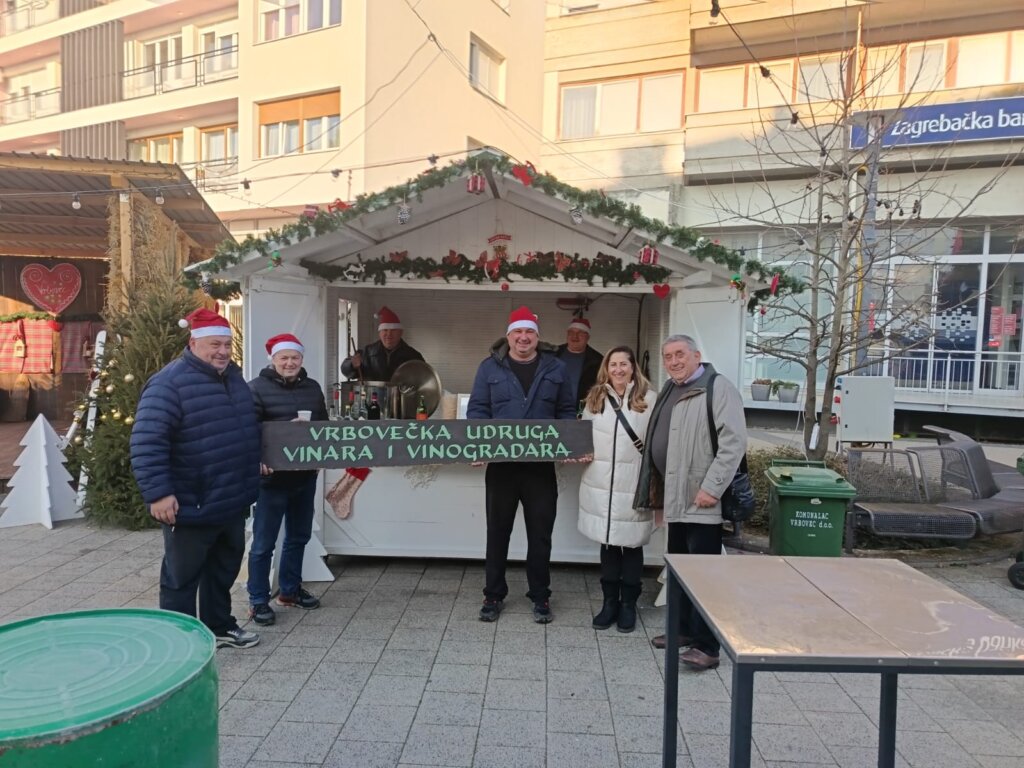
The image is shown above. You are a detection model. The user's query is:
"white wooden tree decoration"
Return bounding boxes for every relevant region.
[0,415,81,529]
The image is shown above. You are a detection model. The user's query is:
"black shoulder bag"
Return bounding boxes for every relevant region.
[608,393,644,454]
[706,374,755,523]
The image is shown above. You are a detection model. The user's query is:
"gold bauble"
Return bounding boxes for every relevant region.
[124,416,134,425]
[108,359,117,368]
[112,412,122,420]
[73,436,83,445]
[124,373,135,383]
[100,414,107,421]
[99,371,108,379]
[105,385,114,394]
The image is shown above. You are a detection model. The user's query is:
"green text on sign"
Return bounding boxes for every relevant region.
[262,419,594,469]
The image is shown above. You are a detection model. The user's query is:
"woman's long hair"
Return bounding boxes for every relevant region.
[584,345,651,414]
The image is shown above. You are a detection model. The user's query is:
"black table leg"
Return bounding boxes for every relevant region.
[729,663,754,768]
[878,672,898,768]
[662,575,683,768]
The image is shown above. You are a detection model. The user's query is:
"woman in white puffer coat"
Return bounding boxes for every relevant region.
[578,346,657,633]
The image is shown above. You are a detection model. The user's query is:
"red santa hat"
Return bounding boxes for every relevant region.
[178,308,231,338]
[376,306,402,331]
[567,317,591,334]
[265,333,304,358]
[507,306,539,334]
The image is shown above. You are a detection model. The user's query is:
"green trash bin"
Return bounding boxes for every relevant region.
[765,461,857,556]
[0,609,218,768]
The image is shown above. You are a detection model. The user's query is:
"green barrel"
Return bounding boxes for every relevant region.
[765,463,857,556]
[0,609,218,768]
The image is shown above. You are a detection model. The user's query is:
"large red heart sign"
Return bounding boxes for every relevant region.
[652,283,671,299]
[20,263,82,315]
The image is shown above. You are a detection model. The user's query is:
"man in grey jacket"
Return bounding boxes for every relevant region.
[633,334,747,671]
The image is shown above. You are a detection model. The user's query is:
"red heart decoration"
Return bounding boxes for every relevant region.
[20,263,82,315]
[653,284,671,299]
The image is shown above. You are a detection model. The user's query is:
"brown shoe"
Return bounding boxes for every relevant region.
[680,647,720,671]
[651,633,693,650]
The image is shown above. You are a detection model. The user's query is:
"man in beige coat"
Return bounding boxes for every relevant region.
[633,334,747,670]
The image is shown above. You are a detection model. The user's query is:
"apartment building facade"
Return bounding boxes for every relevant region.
[0,0,543,237]
[545,0,1024,419]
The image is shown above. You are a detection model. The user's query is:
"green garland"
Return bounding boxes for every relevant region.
[303,250,670,287]
[186,153,801,308]
[0,311,103,323]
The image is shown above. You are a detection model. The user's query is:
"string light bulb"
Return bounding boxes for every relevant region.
[710,0,721,18]
[241,179,251,191]
[759,65,771,79]
[72,193,81,210]
[331,168,341,178]
[155,189,165,205]
[797,238,808,251]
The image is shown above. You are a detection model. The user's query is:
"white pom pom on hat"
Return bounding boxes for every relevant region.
[178,318,189,329]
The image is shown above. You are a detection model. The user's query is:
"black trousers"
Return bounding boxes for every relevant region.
[599,544,644,603]
[667,521,722,656]
[484,462,557,603]
[160,516,246,636]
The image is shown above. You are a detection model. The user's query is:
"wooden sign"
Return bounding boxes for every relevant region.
[262,419,594,470]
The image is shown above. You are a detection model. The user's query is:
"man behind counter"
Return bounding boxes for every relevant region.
[341,305,425,381]
[556,316,603,410]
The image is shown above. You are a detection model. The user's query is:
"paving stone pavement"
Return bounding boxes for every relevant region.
[1,519,1024,767]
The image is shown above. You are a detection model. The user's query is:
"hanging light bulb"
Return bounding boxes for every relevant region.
[241,179,251,191]
[72,193,82,210]
[155,189,165,205]
[797,238,808,251]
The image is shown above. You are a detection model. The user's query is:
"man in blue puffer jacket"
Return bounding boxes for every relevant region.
[130,308,262,649]
[468,306,577,625]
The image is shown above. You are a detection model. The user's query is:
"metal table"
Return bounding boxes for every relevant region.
[662,555,1024,768]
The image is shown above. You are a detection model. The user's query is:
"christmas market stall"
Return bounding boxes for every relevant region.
[0,153,230,423]
[194,154,793,565]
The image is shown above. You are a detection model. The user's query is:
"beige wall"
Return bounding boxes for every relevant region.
[542,0,689,220]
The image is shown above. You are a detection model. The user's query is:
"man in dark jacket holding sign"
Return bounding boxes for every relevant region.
[468,306,577,624]
[130,308,262,649]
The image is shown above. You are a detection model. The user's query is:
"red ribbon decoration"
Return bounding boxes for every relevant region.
[327,198,351,213]
[769,273,780,296]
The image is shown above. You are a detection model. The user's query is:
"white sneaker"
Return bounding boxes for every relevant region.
[216,626,260,649]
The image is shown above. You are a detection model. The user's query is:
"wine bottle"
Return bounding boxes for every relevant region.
[416,396,428,421]
[367,392,382,420]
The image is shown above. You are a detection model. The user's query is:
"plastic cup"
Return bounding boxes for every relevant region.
[296,410,312,421]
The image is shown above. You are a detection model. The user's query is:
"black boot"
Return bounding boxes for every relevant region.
[593,581,619,630]
[617,582,641,634]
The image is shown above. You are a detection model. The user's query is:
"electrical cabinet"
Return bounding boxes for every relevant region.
[835,376,896,444]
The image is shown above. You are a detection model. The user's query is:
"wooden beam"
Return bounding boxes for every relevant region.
[0,213,109,229]
[0,246,108,258]
[0,188,210,211]
[118,189,133,311]
[0,232,108,246]
[0,155,182,180]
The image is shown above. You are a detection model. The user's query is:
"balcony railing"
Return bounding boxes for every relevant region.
[0,0,61,37]
[180,158,239,193]
[0,87,60,125]
[122,46,238,100]
[863,350,1022,395]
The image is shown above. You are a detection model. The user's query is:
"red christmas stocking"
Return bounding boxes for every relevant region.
[326,468,371,519]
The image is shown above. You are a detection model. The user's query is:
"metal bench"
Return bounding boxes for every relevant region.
[846,439,1024,544]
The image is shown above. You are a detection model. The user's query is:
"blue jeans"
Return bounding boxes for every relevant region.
[247,477,317,605]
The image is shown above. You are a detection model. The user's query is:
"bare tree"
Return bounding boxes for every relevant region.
[696,34,1019,459]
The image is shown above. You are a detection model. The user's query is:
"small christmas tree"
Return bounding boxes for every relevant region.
[0,415,79,529]
[68,274,199,529]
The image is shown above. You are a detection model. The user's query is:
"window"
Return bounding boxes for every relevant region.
[639,73,684,132]
[202,30,238,79]
[201,125,238,162]
[560,72,684,138]
[1013,31,1024,82]
[697,67,744,112]
[260,0,341,42]
[956,33,1008,88]
[258,91,340,157]
[469,37,505,102]
[745,61,792,107]
[864,46,901,99]
[797,54,844,102]
[128,133,183,163]
[906,42,946,92]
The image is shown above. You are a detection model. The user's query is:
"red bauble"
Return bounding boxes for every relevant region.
[500,282,510,292]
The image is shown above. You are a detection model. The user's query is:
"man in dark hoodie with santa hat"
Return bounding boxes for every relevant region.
[341,305,425,381]
[468,306,577,624]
